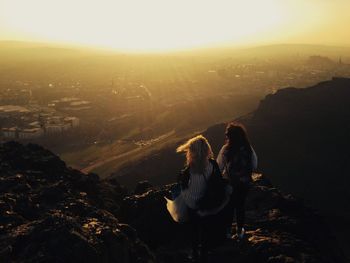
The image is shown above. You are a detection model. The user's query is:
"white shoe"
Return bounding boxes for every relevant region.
[236,227,245,240]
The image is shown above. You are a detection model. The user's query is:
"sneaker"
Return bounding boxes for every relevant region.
[236,227,245,240]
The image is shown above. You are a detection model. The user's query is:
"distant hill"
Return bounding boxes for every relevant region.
[2,40,350,59]
[0,41,88,61]
[171,43,350,60]
[238,44,350,58]
[0,40,47,49]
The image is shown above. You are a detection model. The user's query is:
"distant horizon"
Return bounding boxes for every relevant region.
[1,39,350,55]
[1,0,350,52]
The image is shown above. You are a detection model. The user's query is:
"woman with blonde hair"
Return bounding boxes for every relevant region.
[176,135,227,263]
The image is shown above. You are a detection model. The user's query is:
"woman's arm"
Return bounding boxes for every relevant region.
[216,145,226,173]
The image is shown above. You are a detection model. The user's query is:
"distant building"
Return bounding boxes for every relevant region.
[0,88,31,105]
[18,128,44,139]
[47,116,62,124]
[45,122,72,134]
[29,121,41,128]
[2,127,18,138]
[62,123,71,131]
[0,105,30,116]
[64,117,80,128]
[45,125,64,134]
[49,97,92,111]
[64,100,91,111]
[307,56,334,67]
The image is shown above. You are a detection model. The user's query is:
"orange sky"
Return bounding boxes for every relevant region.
[0,0,349,51]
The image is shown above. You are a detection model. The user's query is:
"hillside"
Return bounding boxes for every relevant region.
[243,77,350,212]
[112,77,350,215]
[0,142,346,262]
[108,77,350,260]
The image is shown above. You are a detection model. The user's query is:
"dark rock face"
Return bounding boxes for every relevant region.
[122,174,346,263]
[121,184,185,249]
[243,77,350,214]
[0,141,154,263]
[0,141,347,263]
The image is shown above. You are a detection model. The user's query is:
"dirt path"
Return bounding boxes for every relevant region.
[81,131,175,175]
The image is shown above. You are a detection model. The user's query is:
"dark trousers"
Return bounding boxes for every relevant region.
[187,209,228,262]
[187,208,210,262]
[188,209,207,248]
[226,182,249,229]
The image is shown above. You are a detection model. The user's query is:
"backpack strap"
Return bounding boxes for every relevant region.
[178,166,190,189]
[201,159,217,182]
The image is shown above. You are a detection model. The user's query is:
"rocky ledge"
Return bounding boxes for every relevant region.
[122,176,346,263]
[0,141,347,263]
[0,141,153,263]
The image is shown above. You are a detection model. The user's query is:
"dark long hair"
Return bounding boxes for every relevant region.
[224,122,252,161]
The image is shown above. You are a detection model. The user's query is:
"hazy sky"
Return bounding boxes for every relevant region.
[0,0,349,51]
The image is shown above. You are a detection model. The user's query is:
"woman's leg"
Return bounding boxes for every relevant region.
[198,216,209,263]
[188,208,200,260]
[223,192,235,228]
[235,183,249,231]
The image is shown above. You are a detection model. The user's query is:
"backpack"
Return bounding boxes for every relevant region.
[226,146,257,185]
[196,159,228,210]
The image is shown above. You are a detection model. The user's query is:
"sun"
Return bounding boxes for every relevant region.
[0,0,327,52]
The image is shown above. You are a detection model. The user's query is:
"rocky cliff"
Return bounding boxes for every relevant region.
[0,141,346,262]
[0,141,154,263]
[243,77,350,214]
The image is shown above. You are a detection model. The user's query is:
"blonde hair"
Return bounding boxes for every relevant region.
[176,135,214,173]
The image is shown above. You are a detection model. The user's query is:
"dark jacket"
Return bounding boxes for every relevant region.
[219,145,253,187]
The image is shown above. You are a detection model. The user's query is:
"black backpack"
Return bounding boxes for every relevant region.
[197,159,227,210]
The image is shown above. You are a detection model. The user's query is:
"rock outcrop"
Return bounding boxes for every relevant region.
[0,141,154,263]
[0,141,347,262]
[121,175,346,263]
[243,77,350,214]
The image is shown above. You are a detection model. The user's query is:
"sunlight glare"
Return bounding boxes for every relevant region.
[0,0,328,51]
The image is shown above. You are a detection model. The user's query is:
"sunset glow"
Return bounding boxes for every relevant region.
[0,0,349,51]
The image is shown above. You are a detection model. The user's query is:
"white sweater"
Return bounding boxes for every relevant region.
[181,162,213,209]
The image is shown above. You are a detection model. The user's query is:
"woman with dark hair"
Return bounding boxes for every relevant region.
[216,122,257,240]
